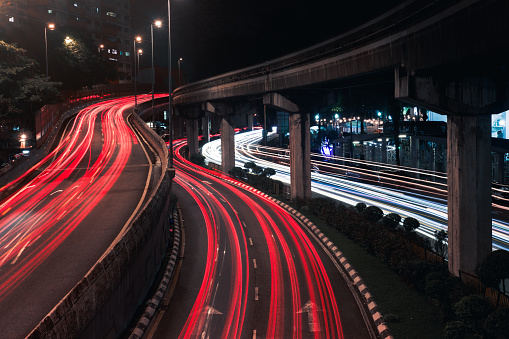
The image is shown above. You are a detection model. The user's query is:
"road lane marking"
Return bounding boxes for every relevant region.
[253,259,257,268]
[298,301,321,332]
[249,238,253,246]
[253,330,257,339]
[242,221,246,228]
[255,287,259,300]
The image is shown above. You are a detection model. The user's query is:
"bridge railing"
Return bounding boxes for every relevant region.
[35,84,152,147]
[172,0,448,104]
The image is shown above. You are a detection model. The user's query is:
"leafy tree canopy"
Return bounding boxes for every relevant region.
[0,41,60,128]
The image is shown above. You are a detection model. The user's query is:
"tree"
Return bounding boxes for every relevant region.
[362,206,384,222]
[382,213,401,229]
[475,250,509,294]
[244,161,256,172]
[403,217,420,232]
[262,168,276,178]
[434,230,448,258]
[0,41,60,129]
[252,165,264,175]
[49,30,117,90]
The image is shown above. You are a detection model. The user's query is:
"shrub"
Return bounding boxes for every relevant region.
[382,213,401,229]
[229,166,247,180]
[262,167,276,178]
[454,294,493,336]
[244,161,256,172]
[355,202,366,213]
[433,230,448,258]
[362,206,384,222]
[444,321,466,339]
[403,217,420,232]
[252,165,264,175]
[484,307,509,339]
[426,279,451,303]
[309,197,335,215]
[190,153,205,167]
[398,259,438,292]
[475,249,509,292]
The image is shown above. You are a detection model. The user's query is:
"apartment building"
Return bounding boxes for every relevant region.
[0,0,133,82]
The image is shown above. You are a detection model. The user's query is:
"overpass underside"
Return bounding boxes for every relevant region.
[171,0,509,277]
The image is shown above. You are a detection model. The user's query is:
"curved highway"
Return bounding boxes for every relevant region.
[201,130,509,252]
[0,95,161,338]
[148,139,377,338]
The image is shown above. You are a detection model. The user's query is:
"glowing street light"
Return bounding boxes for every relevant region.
[20,134,27,148]
[133,35,142,112]
[64,36,73,44]
[44,23,55,77]
[151,20,163,127]
[178,57,183,87]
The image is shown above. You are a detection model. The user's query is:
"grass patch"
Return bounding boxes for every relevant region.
[303,212,445,338]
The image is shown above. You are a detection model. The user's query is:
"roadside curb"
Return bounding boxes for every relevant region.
[129,209,181,339]
[220,178,394,339]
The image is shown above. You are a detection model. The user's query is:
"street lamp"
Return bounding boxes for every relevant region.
[151,20,162,128]
[133,35,142,112]
[44,23,55,77]
[167,0,174,168]
[178,57,183,87]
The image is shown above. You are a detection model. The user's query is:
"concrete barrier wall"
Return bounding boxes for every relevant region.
[27,110,173,338]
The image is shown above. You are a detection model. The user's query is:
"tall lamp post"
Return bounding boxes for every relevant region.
[151,20,162,128]
[45,23,55,77]
[133,36,142,113]
[178,57,183,87]
[167,0,174,168]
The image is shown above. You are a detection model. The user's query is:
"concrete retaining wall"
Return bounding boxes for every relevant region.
[27,111,173,338]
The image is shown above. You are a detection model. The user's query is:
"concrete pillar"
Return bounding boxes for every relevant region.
[186,119,199,158]
[447,114,492,276]
[221,117,235,173]
[371,143,376,162]
[202,115,210,144]
[289,113,311,201]
[495,152,505,184]
[247,114,254,131]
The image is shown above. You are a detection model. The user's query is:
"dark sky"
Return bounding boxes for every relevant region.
[132,0,406,82]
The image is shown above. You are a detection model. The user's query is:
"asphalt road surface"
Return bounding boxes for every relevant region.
[0,96,158,338]
[147,139,375,339]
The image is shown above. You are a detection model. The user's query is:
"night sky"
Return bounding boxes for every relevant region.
[132,0,406,82]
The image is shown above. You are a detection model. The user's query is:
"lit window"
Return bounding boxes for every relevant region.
[8,17,14,23]
[111,49,117,54]
[119,51,123,56]
[48,9,53,14]
[125,51,130,57]
[74,3,78,7]
[106,12,116,17]
[107,49,111,53]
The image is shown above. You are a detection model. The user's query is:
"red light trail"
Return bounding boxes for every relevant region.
[0,95,164,302]
[171,139,350,338]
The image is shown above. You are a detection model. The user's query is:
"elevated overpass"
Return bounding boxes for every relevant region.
[172,0,509,276]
